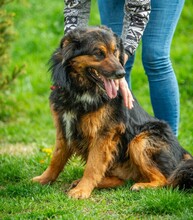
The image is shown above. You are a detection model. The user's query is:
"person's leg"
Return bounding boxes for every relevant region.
[98,0,134,86]
[142,0,184,136]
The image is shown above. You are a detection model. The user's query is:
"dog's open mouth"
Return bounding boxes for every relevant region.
[87,68,117,99]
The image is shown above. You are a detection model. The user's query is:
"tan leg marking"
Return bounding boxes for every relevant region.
[129,132,167,191]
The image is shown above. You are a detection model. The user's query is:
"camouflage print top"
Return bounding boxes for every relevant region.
[64,0,151,56]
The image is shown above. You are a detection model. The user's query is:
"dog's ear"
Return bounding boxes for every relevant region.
[59,30,84,63]
[49,48,70,88]
[49,29,87,88]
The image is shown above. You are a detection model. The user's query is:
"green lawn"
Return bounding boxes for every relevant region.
[0,0,193,219]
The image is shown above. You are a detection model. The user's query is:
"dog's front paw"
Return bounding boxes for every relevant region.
[32,175,53,185]
[68,187,91,199]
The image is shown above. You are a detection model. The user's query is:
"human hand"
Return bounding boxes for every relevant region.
[114,77,134,109]
[124,53,128,64]
[114,53,134,109]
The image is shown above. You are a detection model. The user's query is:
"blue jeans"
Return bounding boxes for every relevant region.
[98,0,184,136]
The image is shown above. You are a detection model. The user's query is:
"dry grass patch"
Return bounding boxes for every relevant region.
[0,143,37,156]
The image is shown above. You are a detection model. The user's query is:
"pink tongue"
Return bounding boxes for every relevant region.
[103,78,117,99]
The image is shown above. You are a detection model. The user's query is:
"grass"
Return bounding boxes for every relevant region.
[0,0,193,219]
[1,154,193,220]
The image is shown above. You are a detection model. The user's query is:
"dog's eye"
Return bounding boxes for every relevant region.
[93,49,105,60]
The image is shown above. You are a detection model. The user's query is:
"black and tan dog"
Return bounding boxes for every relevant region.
[33,26,193,199]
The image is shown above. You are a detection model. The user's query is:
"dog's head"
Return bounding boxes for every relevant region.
[51,26,126,99]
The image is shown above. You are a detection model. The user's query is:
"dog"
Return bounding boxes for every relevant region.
[33,26,193,199]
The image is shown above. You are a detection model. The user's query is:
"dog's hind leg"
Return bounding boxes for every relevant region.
[97,176,125,188]
[128,132,167,191]
[68,176,125,190]
[32,105,72,184]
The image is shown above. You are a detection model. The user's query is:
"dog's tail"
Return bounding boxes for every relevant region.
[167,158,193,190]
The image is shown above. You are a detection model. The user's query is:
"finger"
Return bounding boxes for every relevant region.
[127,87,134,109]
[114,79,119,90]
[119,79,134,109]
[120,84,128,107]
[124,53,128,65]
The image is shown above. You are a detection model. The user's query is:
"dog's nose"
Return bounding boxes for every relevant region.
[115,69,126,79]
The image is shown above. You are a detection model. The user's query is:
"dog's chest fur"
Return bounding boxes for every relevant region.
[62,110,77,143]
[62,106,109,142]
[52,90,113,148]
